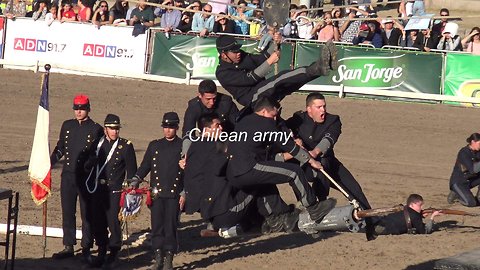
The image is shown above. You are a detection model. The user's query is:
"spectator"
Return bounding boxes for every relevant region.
[184,0,201,13]
[353,22,383,48]
[178,12,193,32]
[109,0,129,25]
[461,27,480,55]
[59,2,77,22]
[331,7,343,27]
[436,22,462,51]
[400,29,424,50]
[282,4,299,38]
[411,0,425,16]
[339,6,368,43]
[129,0,155,27]
[230,0,252,35]
[248,0,260,9]
[32,0,49,21]
[296,5,314,40]
[173,0,184,9]
[45,4,59,26]
[213,13,235,34]
[249,10,264,37]
[380,17,403,46]
[255,25,273,52]
[191,3,214,36]
[160,0,181,31]
[92,1,109,28]
[4,0,27,19]
[312,12,339,42]
[76,0,92,22]
[420,28,438,52]
[432,8,449,38]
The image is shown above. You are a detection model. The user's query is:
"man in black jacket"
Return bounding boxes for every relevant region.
[182,79,238,154]
[373,194,441,236]
[50,95,103,261]
[183,114,296,233]
[227,97,337,225]
[85,114,137,268]
[133,112,184,270]
[215,35,338,109]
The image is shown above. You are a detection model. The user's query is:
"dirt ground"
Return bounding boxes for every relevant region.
[1,67,480,270]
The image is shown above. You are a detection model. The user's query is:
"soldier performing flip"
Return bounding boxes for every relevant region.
[285,93,375,240]
[182,79,238,153]
[50,95,103,261]
[215,34,338,110]
[227,97,337,226]
[84,114,137,268]
[132,112,184,270]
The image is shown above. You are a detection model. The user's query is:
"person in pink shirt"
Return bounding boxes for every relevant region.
[76,0,92,22]
[311,12,339,42]
[462,27,480,55]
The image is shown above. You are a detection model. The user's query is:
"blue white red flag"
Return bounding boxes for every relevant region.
[28,71,51,205]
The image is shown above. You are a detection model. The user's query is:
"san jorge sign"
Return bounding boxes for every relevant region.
[295,43,442,94]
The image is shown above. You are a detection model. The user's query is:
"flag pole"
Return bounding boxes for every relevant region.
[42,64,51,259]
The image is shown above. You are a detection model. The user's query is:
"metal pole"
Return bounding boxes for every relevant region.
[42,201,47,258]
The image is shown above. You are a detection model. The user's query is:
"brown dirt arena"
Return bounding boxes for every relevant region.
[1,67,480,270]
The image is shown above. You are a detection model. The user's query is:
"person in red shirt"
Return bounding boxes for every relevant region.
[59,2,77,22]
[76,0,92,22]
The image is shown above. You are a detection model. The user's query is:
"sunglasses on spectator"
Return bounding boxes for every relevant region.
[204,9,212,12]
[440,13,448,16]
[100,5,108,7]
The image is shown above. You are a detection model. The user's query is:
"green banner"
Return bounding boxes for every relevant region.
[444,53,480,105]
[150,33,293,79]
[295,43,442,94]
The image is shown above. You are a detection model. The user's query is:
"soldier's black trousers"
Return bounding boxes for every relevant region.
[451,178,480,207]
[305,158,372,210]
[150,197,179,252]
[60,171,93,248]
[91,185,122,250]
[237,67,316,107]
[229,161,318,209]
[211,186,290,230]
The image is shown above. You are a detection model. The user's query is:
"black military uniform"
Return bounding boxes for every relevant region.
[85,114,137,268]
[374,206,434,235]
[50,95,103,260]
[134,112,183,270]
[215,35,335,107]
[184,140,275,231]
[183,93,238,137]
[227,112,336,224]
[448,145,480,207]
[286,111,372,210]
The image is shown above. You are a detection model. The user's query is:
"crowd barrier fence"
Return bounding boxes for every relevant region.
[1,17,479,106]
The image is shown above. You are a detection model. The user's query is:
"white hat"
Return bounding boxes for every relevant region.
[442,22,459,36]
[382,18,394,24]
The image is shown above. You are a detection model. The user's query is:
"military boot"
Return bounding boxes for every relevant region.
[102,248,120,270]
[447,190,459,204]
[89,246,107,268]
[325,40,339,70]
[152,249,165,270]
[52,245,74,260]
[282,209,300,233]
[263,214,285,233]
[307,198,337,222]
[163,251,174,270]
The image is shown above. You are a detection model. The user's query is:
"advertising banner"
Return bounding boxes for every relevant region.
[0,16,4,59]
[3,19,147,74]
[295,43,443,94]
[149,33,293,79]
[444,53,480,106]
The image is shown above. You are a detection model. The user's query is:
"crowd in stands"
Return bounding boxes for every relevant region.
[1,0,479,54]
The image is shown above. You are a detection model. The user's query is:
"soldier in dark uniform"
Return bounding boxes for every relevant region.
[183,114,295,233]
[215,35,338,109]
[50,95,103,261]
[373,194,441,236]
[447,133,480,207]
[227,97,337,226]
[85,114,137,268]
[133,112,184,270]
[285,93,374,239]
[182,79,239,153]
[285,93,372,209]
